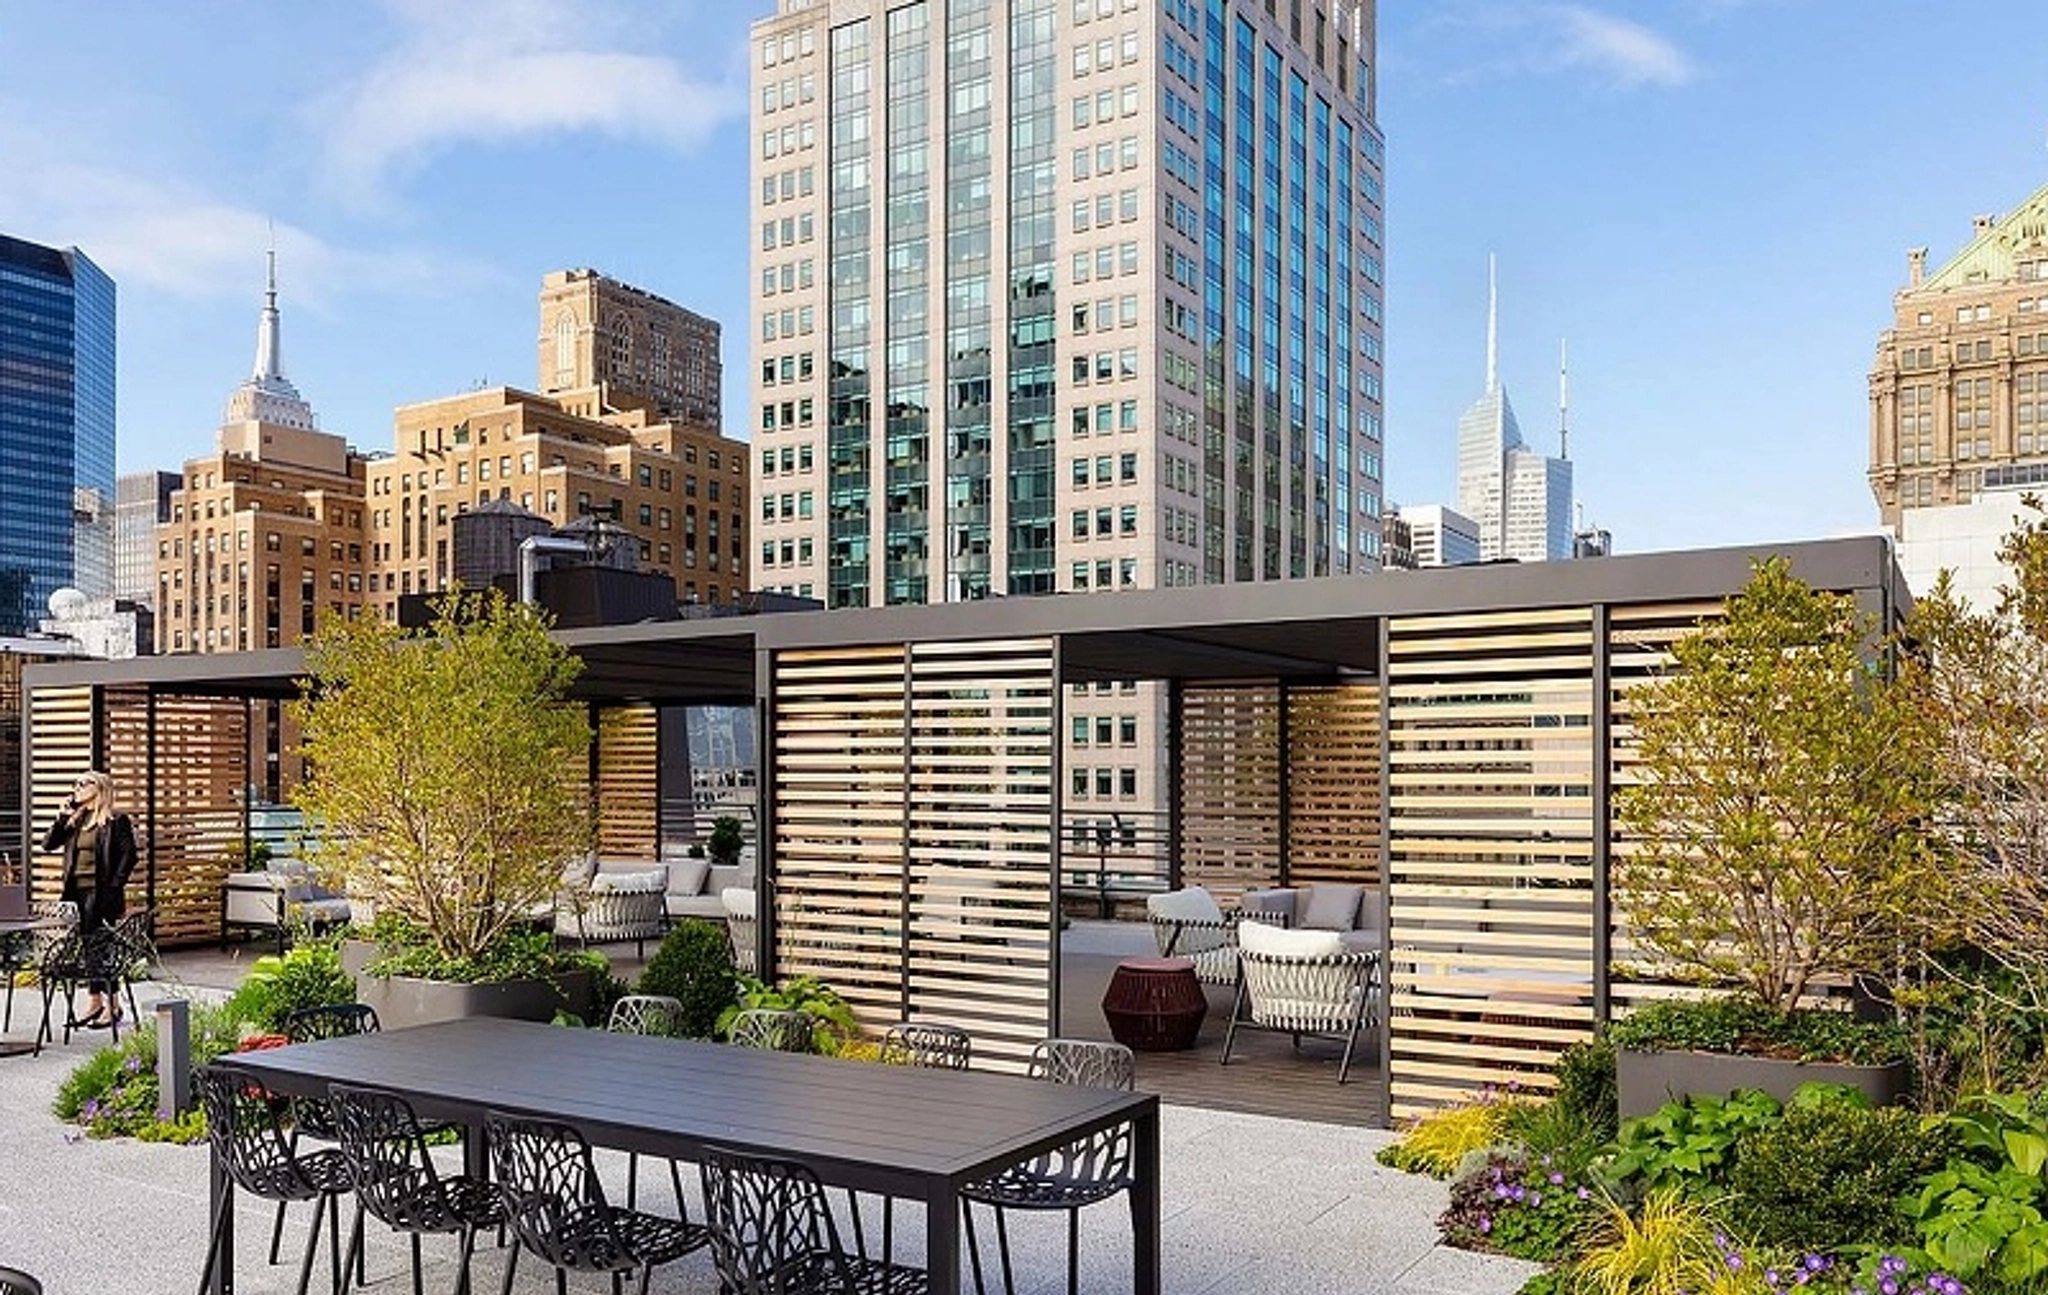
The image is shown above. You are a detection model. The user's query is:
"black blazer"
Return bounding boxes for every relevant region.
[43,811,138,924]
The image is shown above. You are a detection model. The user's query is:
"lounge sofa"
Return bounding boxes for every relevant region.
[221,858,353,953]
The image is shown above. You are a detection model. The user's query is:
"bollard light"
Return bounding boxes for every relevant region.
[155,998,191,1119]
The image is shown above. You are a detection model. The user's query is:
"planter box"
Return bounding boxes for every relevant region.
[1617,1046,1909,1119]
[341,939,591,1031]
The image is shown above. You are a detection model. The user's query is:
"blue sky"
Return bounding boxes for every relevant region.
[2,1,2045,555]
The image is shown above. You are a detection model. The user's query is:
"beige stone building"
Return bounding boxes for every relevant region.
[155,257,371,653]
[539,269,722,428]
[1870,180,2048,531]
[364,385,749,618]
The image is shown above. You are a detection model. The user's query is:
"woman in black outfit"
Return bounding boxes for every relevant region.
[43,769,138,1028]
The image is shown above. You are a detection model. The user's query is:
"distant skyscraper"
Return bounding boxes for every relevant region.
[537,268,722,428]
[0,233,115,631]
[115,470,180,607]
[1870,181,2048,535]
[1454,259,1570,561]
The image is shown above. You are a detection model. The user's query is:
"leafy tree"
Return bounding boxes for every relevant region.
[289,589,593,961]
[1902,495,2048,1014]
[1614,557,1932,1012]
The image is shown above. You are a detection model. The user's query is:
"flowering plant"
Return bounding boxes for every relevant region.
[1440,1151,1599,1263]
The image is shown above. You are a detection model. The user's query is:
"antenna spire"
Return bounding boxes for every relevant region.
[1486,254,1499,391]
[1558,338,1570,461]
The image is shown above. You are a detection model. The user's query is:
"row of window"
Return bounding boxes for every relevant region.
[762,305,816,342]
[1071,451,1138,487]
[760,73,816,115]
[1071,766,1141,799]
[760,212,815,251]
[759,25,815,68]
[1071,29,1141,77]
[761,492,816,522]
[1072,347,1140,386]
[760,257,815,296]
[760,444,816,477]
[1074,83,1143,129]
[760,164,814,207]
[1071,504,1140,539]
[1071,188,1140,232]
[759,537,816,569]
[1071,714,1140,746]
[761,352,815,386]
[1070,398,1142,436]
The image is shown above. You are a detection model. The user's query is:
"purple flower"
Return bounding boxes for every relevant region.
[123,1054,141,1073]
[82,1099,99,1119]
[1726,1253,1744,1272]
[1529,1192,1542,1207]
[1548,1171,1564,1185]
[1880,1278,1899,1295]
[1478,1215,1491,1235]
[1768,1269,1782,1286]
[1576,1186,1590,1201]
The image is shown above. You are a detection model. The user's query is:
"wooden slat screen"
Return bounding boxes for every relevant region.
[1285,684,1382,887]
[769,639,1056,1071]
[1384,609,1598,1119]
[771,645,912,1032]
[595,705,659,861]
[26,685,94,908]
[108,690,250,947]
[904,639,1055,1068]
[1177,683,1283,900]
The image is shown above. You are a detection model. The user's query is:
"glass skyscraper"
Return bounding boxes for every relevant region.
[0,233,115,632]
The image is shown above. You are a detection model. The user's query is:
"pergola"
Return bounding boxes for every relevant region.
[18,536,1906,1117]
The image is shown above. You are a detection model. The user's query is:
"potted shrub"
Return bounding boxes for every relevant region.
[1611,558,1932,1115]
[291,590,600,1028]
[707,815,746,867]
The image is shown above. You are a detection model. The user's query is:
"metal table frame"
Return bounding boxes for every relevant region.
[205,1016,1161,1295]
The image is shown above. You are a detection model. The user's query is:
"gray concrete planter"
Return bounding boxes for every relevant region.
[341,939,591,1030]
[1617,1046,1909,1119]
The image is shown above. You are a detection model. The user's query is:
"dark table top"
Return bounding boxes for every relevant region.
[220,1016,1156,1192]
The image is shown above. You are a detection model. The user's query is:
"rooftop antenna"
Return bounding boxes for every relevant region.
[1558,338,1570,461]
[1485,254,1499,391]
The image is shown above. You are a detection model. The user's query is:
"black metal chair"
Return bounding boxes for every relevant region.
[960,1039,1137,1295]
[0,901,64,1034]
[850,1023,975,1267]
[486,1110,711,1295]
[728,1008,815,1053]
[698,1144,928,1294]
[328,1083,505,1295]
[103,906,160,1028]
[605,995,689,1214]
[195,1065,355,1295]
[0,1266,42,1294]
[268,1004,383,1272]
[32,927,90,1054]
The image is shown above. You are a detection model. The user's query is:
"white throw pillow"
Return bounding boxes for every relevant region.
[1238,919,1344,959]
[1146,886,1225,925]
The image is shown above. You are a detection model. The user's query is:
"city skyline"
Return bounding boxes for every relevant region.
[5,2,2048,557]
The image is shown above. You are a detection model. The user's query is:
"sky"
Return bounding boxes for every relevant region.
[2,0,2046,557]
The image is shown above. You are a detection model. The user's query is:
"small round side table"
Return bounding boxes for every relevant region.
[1101,956,1207,1052]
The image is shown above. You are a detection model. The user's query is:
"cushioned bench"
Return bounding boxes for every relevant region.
[221,859,353,954]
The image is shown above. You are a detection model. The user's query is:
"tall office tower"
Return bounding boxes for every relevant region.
[0,234,115,633]
[155,254,371,653]
[1454,260,1570,561]
[538,268,722,428]
[748,0,1385,608]
[364,383,750,616]
[115,470,181,608]
[1870,183,2048,534]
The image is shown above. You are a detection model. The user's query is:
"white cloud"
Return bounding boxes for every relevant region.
[1419,2,1699,90]
[313,0,741,205]
[1551,6,1697,87]
[0,132,495,307]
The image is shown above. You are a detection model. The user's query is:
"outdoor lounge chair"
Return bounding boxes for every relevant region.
[1142,886,1245,986]
[1220,920,1379,1085]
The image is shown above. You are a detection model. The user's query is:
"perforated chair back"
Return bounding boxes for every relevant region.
[1030,1038,1135,1091]
[881,1022,972,1070]
[283,1002,381,1042]
[194,1066,330,1203]
[607,994,685,1037]
[330,1083,493,1235]
[698,1145,871,1294]
[729,1008,815,1053]
[487,1111,634,1273]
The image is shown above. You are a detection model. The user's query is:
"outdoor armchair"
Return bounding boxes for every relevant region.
[1220,920,1379,1085]
[1142,886,1244,986]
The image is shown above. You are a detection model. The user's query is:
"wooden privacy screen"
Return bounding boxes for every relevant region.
[1177,684,1283,899]
[771,639,1055,1070]
[1384,609,1599,1121]
[595,704,659,861]
[26,685,94,909]
[1177,682,1382,899]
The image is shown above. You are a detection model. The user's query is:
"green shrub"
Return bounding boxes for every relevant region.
[1553,1038,1619,1144]
[1608,996,1908,1066]
[1600,1088,1783,1197]
[637,920,738,1038]
[54,1001,246,1142]
[221,939,356,1033]
[1727,1098,1947,1250]
[716,975,860,1054]
[1378,1096,1528,1178]
[707,815,746,866]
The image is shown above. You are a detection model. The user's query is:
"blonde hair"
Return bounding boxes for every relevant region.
[74,770,115,831]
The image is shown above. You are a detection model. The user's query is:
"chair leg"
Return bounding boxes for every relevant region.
[270,1198,291,1265]
[454,1225,478,1295]
[330,1194,345,1295]
[1220,980,1247,1067]
[4,970,14,1033]
[410,1230,424,1295]
[1338,1022,1360,1085]
[993,1205,1019,1295]
[197,1180,231,1295]
[962,1200,989,1295]
[555,1266,568,1295]
[626,1150,639,1210]
[295,1194,325,1295]
[497,1236,518,1295]
[610,1271,624,1295]
[340,1204,365,1295]
[667,1157,687,1221]
[1066,1208,1082,1295]
[847,1190,871,1262]
[637,1261,653,1295]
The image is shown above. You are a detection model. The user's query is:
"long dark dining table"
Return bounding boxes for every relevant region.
[208,1015,1161,1295]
